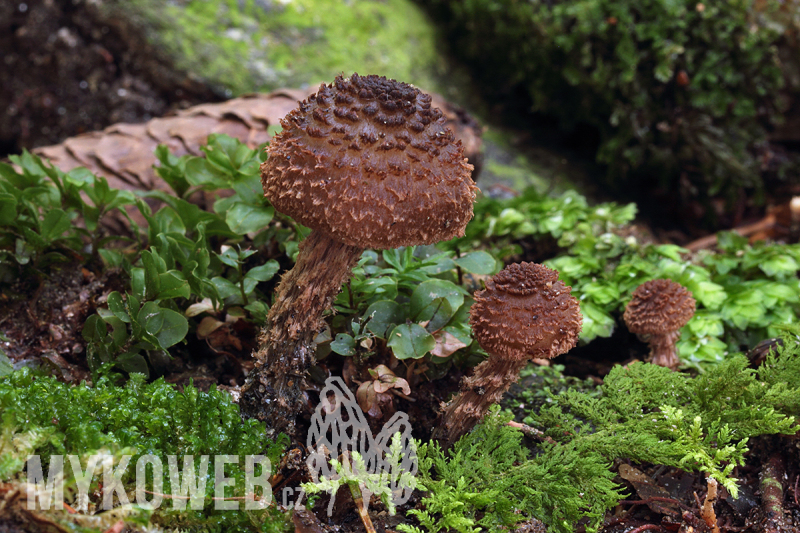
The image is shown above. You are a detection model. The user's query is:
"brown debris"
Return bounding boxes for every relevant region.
[760,452,792,533]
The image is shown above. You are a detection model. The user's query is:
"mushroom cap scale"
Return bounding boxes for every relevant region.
[261,73,477,250]
[623,279,696,335]
[469,262,582,361]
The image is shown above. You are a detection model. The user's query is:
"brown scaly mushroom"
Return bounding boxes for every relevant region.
[239,74,477,437]
[434,262,582,448]
[623,279,696,370]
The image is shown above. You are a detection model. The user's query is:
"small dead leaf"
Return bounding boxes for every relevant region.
[357,381,382,418]
[197,316,225,338]
[185,298,216,317]
[430,330,469,359]
[619,464,680,516]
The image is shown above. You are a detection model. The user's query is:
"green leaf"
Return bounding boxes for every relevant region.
[0,348,13,377]
[453,251,498,275]
[39,209,72,242]
[410,280,465,320]
[330,333,356,356]
[131,268,146,300]
[107,292,131,323]
[225,203,274,235]
[245,260,280,282]
[579,301,616,341]
[416,297,454,333]
[157,271,191,300]
[114,352,150,377]
[388,323,436,360]
[81,314,108,342]
[139,303,189,349]
[216,247,241,269]
[185,157,230,189]
[0,192,17,225]
[211,277,241,302]
[140,251,161,301]
[364,300,405,339]
[760,255,798,278]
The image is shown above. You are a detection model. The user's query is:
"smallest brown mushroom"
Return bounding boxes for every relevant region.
[434,262,582,448]
[623,279,696,370]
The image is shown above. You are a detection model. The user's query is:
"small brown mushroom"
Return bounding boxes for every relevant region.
[623,279,696,370]
[434,262,582,448]
[239,74,477,437]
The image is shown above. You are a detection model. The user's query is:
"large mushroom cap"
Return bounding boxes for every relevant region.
[469,262,582,360]
[261,73,477,249]
[623,279,696,335]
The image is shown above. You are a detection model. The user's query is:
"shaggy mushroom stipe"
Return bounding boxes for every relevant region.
[435,262,582,448]
[239,74,477,437]
[623,278,696,370]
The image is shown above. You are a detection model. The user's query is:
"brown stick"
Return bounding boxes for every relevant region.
[239,230,362,438]
[685,214,776,252]
[699,477,720,533]
[760,452,789,533]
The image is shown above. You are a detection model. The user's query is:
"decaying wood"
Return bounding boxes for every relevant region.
[31,87,483,196]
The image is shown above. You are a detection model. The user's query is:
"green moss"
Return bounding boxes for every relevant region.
[113,0,447,96]
[406,336,800,533]
[0,368,291,532]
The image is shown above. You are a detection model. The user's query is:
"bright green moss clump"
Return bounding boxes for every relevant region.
[0,369,291,532]
[405,335,800,533]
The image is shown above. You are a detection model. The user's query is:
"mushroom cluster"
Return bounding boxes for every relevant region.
[623,279,696,370]
[239,74,477,437]
[435,262,582,448]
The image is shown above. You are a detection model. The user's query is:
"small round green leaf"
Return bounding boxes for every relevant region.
[387,323,435,360]
[330,333,356,356]
[225,202,274,235]
[364,300,405,339]
[410,280,464,320]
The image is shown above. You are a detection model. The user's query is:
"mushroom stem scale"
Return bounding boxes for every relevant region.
[437,357,530,449]
[240,230,362,437]
[648,330,682,369]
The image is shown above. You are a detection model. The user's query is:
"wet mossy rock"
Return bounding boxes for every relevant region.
[103,0,450,98]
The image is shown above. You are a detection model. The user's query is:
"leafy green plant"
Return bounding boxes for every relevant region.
[0,151,137,280]
[76,134,294,376]
[428,0,793,211]
[403,406,623,533]
[303,433,418,516]
[325,246,497,364]
[452,185,800,368]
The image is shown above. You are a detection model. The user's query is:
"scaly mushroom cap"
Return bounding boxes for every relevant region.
[261,73,477,249]
[469,262,582,361]
[623,279,696,335]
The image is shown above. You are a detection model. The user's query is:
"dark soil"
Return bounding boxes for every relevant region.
[0,0,220,155]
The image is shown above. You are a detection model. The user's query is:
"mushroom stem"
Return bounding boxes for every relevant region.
[435,356,529,448]
[647,330,681,370]
[240,230,362,437]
